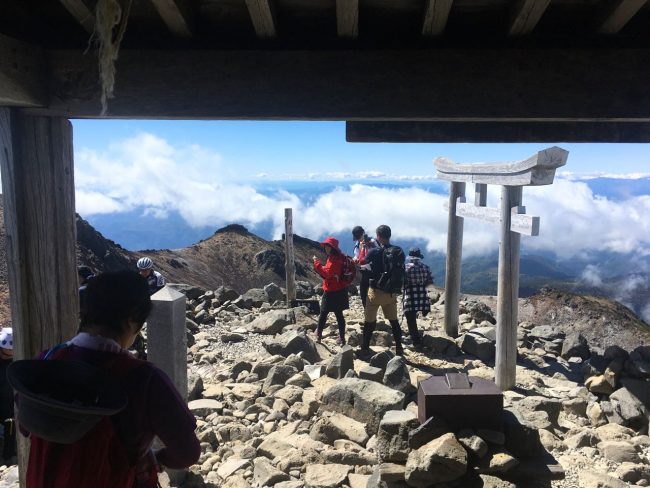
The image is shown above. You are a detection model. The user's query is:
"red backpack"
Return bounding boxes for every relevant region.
[340,255,357,286]
[26,346,158,488]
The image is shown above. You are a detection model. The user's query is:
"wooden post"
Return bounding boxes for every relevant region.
[0,108,78,485]
[284,208,296,307]
[443,182,465,338]
[495,185,523,390]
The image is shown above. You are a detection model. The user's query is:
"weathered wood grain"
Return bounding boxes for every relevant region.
[443,182,465,338]
[284,208,296,306]
[509,0,551,36]
[495,186,522,390]
[245,0,277,39]
[422,0,453,36]
[31,48,650,119]
[150,0,194,37]
[59,0,96,34]
[336,0,359,38]
[434,147,567,186]
[0,109,78,484]
[454,202,539,236]
[0,35,47,107]
[598,0,648,34]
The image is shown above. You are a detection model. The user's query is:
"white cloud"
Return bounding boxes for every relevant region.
[642,304,650,324]
[75,133,650,260]
[580,265,603,287]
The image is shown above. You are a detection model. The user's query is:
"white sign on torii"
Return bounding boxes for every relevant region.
[435,147,568,390]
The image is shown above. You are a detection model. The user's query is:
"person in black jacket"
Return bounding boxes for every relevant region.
[0,327,16,462]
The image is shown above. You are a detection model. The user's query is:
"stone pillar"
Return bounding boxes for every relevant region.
[147,286,188,400]
[443,181,465,338]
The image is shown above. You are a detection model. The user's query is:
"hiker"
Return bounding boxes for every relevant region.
[78,265,94,320]
[136,257,166,296]
[352,226,377,308]
[403,247,433,347]
[313,237,349,346]
[359,225,406,356]
[0,328,16,463]
[19,270,200,488]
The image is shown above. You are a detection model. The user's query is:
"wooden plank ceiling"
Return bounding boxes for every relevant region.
[1,0,649,49]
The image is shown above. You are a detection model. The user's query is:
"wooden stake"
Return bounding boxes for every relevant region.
[284,208,296,307]
[495,185,522,390]
[443,181,465,338]
[0,108,78,485]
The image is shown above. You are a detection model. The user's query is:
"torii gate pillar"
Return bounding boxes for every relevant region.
[436,147,568,390]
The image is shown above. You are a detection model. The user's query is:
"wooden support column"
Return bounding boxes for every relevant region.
[443,182,465,338]
[284,208,296,307]
[0,108,78,484]
[495,186,522,391]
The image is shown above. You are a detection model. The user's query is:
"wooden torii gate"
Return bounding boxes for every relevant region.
[435,147,568,390]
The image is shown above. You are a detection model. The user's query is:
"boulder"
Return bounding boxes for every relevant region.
[263,365,298,393]
[242,288,268,308]
[476,450,519,474]
[609,386,647,427]
[408,416,449,450]
[328,412,370,445]
[462,301,496,324]
[502,409,544,459]
[382,356,414,394]
[578,471,629,488]
[253,457,290,486]
[422,334,458,355]
[305,464,352,488]
[296,280,315,299]
[264,282,285,303]
[188,399,223,417]
[326,345,354,379]
[273,385,304,405]
[458,429,488,458]
[376,410,420,462]
[595,423,635,441]
[586,401,608,427]
[527,325,564,342]
[251,310,293,335]
[304,364,325,381]
[369,350,395,374]
[404,433,467,487]
[322,378,405,432]
[561,332,590,360]
[597,440,641,463]
[359,365,383,382]
[585,374,615,394]
[263,330,320,363]
[458,333,495,361]
[216,286,240,303]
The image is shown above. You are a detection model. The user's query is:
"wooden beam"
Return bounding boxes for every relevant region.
[245,0,277,39]
[336,0,359,38]
[284,208,296,306]
[598,0,648,34]
[509,0,551,36]
[0,35,47,107]
[443,182,465,338]
[495,186,523,390]
[149,0,193,37]
[0,108,78,484]
[435,146,568,187]
[31,48,650,120]
[60,0,96,34]
[346,120,650,143]
[422,0,453,36]
[454,202,540,236]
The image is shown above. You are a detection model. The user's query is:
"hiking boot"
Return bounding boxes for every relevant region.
[337,335,346,346]
[314,329,323,343]
[395,344,405,356]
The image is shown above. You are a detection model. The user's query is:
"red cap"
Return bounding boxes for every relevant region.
[320,236,341,253]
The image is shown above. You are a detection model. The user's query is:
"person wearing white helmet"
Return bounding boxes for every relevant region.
[0,327,16,461]
[136,257,166,296]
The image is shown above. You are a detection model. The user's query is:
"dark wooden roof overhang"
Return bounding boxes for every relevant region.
[3,0,650,142]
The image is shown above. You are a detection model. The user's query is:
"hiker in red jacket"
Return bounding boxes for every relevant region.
[19,271,200,488]
[313,236,349,345]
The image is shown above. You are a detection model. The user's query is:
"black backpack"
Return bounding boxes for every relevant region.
[375,246,406,294]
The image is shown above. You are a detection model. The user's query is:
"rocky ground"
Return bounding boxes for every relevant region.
[1,282,649,487]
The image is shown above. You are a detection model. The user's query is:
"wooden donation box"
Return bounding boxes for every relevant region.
[417,373,503,430]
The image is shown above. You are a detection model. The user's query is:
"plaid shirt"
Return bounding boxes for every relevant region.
[403,258,433,313]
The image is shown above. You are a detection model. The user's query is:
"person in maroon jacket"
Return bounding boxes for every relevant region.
[23,271,200,488]
[313,236,349,345]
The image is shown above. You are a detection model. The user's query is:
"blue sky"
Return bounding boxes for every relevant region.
[72,120,650,178]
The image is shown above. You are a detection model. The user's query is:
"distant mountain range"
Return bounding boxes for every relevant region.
[55,175,650,324]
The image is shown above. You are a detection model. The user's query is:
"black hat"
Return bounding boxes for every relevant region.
[7,360,128,444]
[408,247,423,258]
